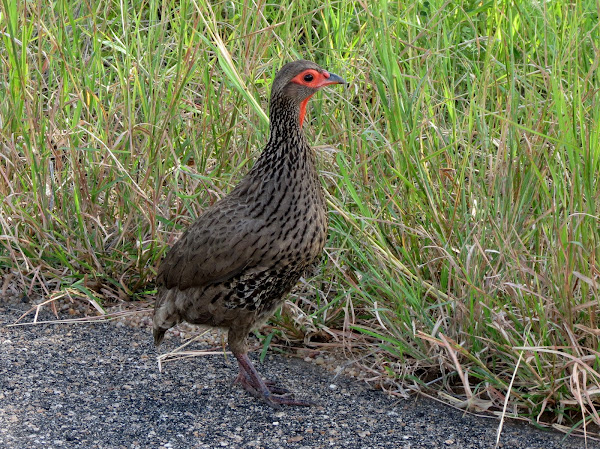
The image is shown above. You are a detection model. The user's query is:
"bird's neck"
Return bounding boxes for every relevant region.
[256,96,313,172]
[267,96,305,144]
[236,96,322,207]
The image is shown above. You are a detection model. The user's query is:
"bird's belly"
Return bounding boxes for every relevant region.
[223,266,304,310]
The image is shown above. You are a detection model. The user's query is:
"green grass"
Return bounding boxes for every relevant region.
[1,0,599,436]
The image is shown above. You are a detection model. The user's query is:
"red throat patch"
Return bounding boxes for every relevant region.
[299,94,315,128]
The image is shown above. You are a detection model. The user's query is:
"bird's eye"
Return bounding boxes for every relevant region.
[303,73,314,82]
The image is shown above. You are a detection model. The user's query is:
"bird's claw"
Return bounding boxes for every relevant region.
[233,354,316,408]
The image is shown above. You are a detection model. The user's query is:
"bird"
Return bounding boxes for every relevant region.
[153,59,346,407]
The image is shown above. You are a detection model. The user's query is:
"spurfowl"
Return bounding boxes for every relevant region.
[153,60,345,407]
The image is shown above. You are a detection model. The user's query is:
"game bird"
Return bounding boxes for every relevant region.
[153,60,346,407]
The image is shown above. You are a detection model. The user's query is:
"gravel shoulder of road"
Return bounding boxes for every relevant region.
[0,301,593,449]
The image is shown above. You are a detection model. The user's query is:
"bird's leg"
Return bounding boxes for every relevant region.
[234,368,290,395]
[234,363,291,396]
[232,351,315,408]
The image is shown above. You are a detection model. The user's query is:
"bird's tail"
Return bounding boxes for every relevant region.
[153,327,166,347]
[153,287,178,347]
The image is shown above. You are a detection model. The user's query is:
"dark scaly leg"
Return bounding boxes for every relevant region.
[233,351,315,408]
[234,366,292,396]
[228,325,315,407]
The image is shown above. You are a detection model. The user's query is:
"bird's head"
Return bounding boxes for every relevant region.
[270,60,346,128]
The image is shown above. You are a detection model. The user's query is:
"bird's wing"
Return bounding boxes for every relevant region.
[157,199,272,291]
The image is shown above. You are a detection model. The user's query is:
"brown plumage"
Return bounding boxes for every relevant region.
[153,60,346,407]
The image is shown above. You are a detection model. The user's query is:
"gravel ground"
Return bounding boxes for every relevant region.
[0,302,593,449]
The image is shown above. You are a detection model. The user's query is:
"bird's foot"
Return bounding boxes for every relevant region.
[233,352,316,408]
[234,372,292,396]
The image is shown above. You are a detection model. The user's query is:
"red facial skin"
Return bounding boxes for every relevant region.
[290,69,339,127]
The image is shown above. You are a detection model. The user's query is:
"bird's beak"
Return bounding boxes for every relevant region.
[319,71,347,87]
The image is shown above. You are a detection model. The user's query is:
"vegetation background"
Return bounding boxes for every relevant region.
[1,0,599,438]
